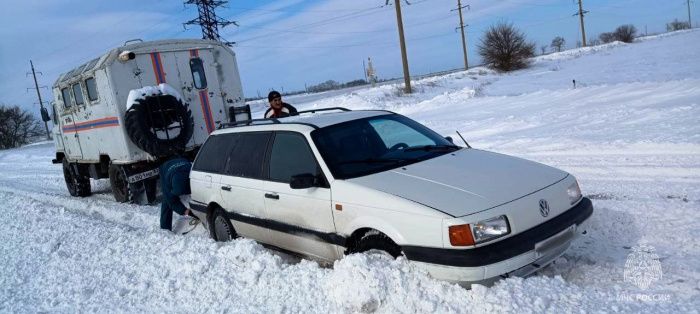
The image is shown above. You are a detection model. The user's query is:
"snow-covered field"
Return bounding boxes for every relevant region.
[1,30,699,312]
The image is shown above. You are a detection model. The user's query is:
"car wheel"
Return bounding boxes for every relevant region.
[210,207,236,242]
[348,232,402,258]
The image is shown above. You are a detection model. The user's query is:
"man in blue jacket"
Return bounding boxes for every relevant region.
[159,156,195,231]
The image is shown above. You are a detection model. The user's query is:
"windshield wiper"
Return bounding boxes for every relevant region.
[402,144,461,152]
[337,157,406,165]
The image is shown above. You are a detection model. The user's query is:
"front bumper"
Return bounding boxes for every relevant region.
[403,197,593,286]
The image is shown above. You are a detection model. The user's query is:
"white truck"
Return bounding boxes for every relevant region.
[48,39,251,203]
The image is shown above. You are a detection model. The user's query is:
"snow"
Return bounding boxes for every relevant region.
[125,83,183,111]
[2,30,699,312]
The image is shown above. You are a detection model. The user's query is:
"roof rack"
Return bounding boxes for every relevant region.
[219,118,281,129]
[296,107,351,115]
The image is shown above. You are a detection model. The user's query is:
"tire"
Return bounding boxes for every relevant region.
[124,94,194,157]
[62,159,91,197]
[109,164,150,204]
[347,231,402,258]
[109,164,130,203]
[209,207,236,242]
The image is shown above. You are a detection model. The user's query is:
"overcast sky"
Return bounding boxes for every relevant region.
[0,0,696,115]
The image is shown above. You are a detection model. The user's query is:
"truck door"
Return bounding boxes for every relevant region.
[57,87,83,160]
[51,103,64,153]
[179,48,225,140]
[133,48,225,146]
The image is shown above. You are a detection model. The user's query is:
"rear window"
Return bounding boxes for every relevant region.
[189,58,207,89]
[192,135,232,174]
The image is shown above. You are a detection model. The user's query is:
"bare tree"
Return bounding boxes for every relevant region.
[667,19,690,31]
[478,23,535,72]
[599,32,616,43]
[540,45,548,55]
[613,24,637,43]
[0,105,43,149]
[551,36,566,52]
[589,38,601,46]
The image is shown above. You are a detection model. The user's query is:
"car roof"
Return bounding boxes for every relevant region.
[212,109,392,135]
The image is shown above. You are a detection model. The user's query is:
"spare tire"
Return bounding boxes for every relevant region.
[125,94,194,157]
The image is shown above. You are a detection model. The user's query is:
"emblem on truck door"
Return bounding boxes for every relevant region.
[539,199,550,217]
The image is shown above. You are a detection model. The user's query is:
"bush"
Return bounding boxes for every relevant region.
[478,23,535,72]
[667,19,690,31]
[599,32,616,43]
[0,105,43,149]
[551,36,565,52]
[614,24,637,43]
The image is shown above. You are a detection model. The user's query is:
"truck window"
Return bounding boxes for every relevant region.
[72,83,85,106]
[85,77,98,101]
[189,58,207,89]
[61,88,73,108]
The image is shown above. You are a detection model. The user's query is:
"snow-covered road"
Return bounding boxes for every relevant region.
[1,30,699,312]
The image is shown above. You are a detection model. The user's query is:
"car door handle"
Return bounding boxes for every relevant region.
[265,193,279,200]
[221,186,231,191]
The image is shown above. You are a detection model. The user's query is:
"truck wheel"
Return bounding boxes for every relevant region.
[210,207,236,242]
[125,94,194,157]
[62,160,91,197]
[347,232,402,258]
[109,164,153,204]
[144,178,158,204]
[109,164,130,203]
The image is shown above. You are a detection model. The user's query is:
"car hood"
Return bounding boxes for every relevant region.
[347,149,568,217]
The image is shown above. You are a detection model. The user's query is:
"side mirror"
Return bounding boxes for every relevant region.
[290,173,318,189]
[445,136,454,144]
[40,107,51,122]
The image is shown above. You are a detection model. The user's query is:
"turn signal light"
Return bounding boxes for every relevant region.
[448,224,475,246]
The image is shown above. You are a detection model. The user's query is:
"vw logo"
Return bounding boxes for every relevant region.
[539,199,550,217]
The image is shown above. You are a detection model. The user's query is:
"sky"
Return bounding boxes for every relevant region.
[0,0,697,115]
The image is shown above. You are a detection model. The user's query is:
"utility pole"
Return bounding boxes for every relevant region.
[184,0,238,46]
[28,60,51,140]
[574,0,588,47]
[387,0,412,94]
[453,1,470,70]
[688,0,693,28]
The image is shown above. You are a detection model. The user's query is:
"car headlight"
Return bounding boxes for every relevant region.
[472,215,510,243]
[567,180,582,205]
[448,215,510,246]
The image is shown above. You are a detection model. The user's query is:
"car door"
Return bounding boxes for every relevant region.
[262,132,340,261]
[219,132,274,245]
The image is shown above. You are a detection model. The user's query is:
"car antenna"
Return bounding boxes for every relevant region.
[455,130,471,148]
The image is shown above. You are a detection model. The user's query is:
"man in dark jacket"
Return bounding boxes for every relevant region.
[264,90,298,118]
[159,156,195,231]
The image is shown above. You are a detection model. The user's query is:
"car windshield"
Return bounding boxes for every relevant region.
[311,113,460,179]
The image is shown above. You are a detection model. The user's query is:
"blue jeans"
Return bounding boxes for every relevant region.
[160,196,187,230]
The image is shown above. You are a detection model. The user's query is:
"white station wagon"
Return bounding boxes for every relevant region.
[189,108,593,286]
